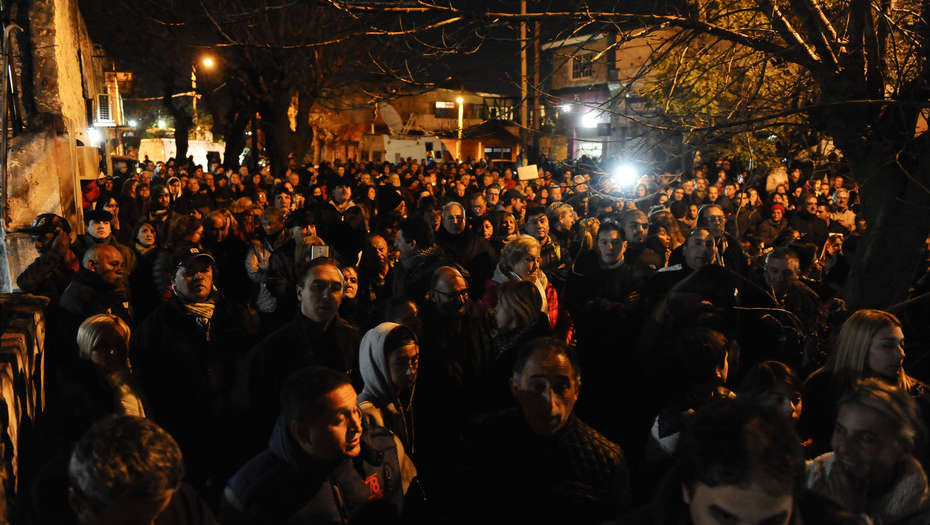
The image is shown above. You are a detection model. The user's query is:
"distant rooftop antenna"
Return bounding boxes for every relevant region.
[379,102,403,135]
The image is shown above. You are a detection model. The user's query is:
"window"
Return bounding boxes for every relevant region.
[484,146,512,160]
[435,101,457,119]
[575,141,602,159]
[571,53,595,80]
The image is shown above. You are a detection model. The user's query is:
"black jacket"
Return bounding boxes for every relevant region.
[16,249,77,302]
[435,228,494,296]
[249,314,361,431]
[790,211,829,248]
[131,295,259,484]
[223,419,407,525]
[466,410,630,524]
[59,269,132,325]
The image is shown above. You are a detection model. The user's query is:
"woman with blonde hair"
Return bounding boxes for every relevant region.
[52,314,149,443]
[803,309,928,457]
[482,234,559,328]
[75,314,146,417]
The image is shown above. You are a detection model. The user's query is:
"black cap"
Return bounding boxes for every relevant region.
[502,188,526,202]
[84,209,114,223]
[15,213,71,235]
[525,205,547,218]
[173,247,216,271]
[285,208,316,229]
[331,177,351,189]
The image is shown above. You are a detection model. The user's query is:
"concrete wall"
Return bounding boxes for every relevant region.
[3,0,106,291]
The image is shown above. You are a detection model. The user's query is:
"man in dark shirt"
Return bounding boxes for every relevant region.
[467,338,630,524]
[15,213,78,301]
[249,257,361,433]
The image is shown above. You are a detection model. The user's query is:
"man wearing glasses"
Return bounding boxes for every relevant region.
[417,265,495,507]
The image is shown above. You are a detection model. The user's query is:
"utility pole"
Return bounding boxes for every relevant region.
[519,0,528,166]
[533,21,540,130]
[533,20,541,161]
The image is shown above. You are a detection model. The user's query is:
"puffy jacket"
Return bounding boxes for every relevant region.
[223,419,413,524]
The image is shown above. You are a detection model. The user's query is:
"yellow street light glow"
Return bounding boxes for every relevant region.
[202,56,215,68]
[455,96,464,104]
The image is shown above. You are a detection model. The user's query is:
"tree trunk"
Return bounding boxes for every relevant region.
[222,109,250,169]
[162,83,191,166]
[843,146,930,310]
[263,96,294,179]
[293,92,315,165]
[828,99,930,310]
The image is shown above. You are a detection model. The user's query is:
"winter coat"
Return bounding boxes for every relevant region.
[249,313,361,433]
[436,228,495,296]
[465,410,630,524]
[805,452,930,524]
[131,294,259,484]
[16,249,77,302]
[244,234,287,314]
[358,322,416,453]
[222,418,415,525]
[71,233,135,275]
[483,265,559,329]
[59,269,132,325]
[757,218,788,247]
[391,244,448,303]
[129,244,162,322]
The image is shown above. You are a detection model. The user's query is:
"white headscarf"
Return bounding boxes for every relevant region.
[358,322,401,405]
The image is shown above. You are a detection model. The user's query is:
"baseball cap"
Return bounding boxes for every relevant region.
[173,247,216,272]
[84,209,114,223]
[15,213,71,235]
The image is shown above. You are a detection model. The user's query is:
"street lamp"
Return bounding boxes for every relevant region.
[456,96,464,139]
[191,56,216,134]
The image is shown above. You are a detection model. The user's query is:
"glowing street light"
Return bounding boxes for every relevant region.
[611,164,638,189]
[456,96,464,139]
[86,127,102,146]
[192,56,217,133]
[560,104,572,113]
[128,119,138,128]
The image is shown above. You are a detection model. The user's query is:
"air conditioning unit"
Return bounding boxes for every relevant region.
[95,93,114,126]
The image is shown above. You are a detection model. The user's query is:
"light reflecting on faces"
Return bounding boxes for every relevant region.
[867,325,905,380]
[296,384,363,460]
[597,229,626,266]
[388,342,419,394]
[683,481,793,525]
[832,402,904,485]
[512,246,540,279]
[511,347,579,436]
[298,265,344,324]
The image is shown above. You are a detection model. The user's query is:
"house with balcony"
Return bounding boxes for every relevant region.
[311,87,520,163]
[542,29,683,168]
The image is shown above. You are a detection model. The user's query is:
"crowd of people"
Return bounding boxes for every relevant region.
[13,153,930,524]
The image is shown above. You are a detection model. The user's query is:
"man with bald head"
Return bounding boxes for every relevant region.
[417,264,496,507]
[59,243,131,325]
[436,202,494,296]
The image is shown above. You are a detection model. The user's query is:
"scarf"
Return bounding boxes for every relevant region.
[174,289,217,339]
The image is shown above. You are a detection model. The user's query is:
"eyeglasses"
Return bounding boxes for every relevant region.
[432,288,469,301]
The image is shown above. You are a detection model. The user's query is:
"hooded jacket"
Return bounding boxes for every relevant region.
[358,322,416,453]
[223,417,414,525]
